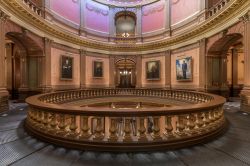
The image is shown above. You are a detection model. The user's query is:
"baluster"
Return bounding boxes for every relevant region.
[123,118,133,142]
[176,115,186,136]
[152,117,161,140]
[48,113,58,134]
[42,112,49,131]
[94,117,104,140]
[165,116,174,138]
[36,111,43,128]
[195,113,204,132]
[79,116,91,139]
[109,118,118,142]
[57,114,67,136]
[67,115,78,138]
[138,117,147,141]
[187,114,196,135]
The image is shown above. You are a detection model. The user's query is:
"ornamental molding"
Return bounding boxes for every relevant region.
[239,10,250,23]
[142,4,164,16]
[0,9,10,23]
[0,0,248,53]
[86,3,109,16]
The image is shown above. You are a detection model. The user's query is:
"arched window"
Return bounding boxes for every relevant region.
[115,11,136,37]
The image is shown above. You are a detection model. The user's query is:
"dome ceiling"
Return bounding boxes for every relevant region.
[93,0,159,7]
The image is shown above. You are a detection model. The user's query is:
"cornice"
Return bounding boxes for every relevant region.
[0,0,249,54]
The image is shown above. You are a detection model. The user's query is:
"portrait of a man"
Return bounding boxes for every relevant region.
[93,61,103,78]
[176,57,192,81]
[146,61,160,80]
[61,56,73,79]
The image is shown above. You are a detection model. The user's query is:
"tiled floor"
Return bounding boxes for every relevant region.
[0,101,250,166]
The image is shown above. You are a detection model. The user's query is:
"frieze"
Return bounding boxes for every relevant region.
[142,4,164,16]
[86,3,109,16]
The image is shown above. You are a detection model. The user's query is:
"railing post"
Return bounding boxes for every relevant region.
[109,118,118,142]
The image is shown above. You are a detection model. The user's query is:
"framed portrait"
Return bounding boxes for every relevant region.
[61,56,73,80]
[176,56,192,81]
[146,60,160,80]
[93,61,103,78]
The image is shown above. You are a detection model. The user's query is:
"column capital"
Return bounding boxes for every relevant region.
[44,37,53,44]
[79,49,86,55]
[0,10,10,23]
[239,10,250,23]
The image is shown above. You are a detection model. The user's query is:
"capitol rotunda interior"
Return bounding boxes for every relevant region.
[0,0,250,165]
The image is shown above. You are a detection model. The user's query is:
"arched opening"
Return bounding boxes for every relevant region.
[115,11,136,37]
[5,32,43,100]
[206,33,244,98]
[115,58,136,88]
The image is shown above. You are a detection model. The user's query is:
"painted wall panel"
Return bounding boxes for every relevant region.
[50,0,80,24]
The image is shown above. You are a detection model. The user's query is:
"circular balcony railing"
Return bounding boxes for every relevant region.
[25,89,227,152]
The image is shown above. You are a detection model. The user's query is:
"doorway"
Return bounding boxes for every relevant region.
[115,58,136,88]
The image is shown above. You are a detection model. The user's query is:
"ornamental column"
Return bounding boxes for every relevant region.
[80,49,86,88]
[165,51,171,89]
[240,11,250,112]
[0,10,9,112]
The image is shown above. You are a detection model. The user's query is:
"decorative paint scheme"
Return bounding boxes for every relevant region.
[171,0,200,25]
[61,56,73,80]
[176,57,192,81]
[146,61,160,80]
[85,0,109,33]
[93,61,103,78]
[50,0,80,24]
[142,0,165,33]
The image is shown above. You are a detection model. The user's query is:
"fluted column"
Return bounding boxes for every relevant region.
[240,11,250,112]
[80,50,86,88]
[0,10,10,112]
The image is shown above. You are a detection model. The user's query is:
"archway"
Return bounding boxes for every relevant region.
[206,33,244,98]
[115,58,136,88]
[5,32,43,100]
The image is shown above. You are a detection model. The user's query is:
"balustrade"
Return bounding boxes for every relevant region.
[25,88,226,151]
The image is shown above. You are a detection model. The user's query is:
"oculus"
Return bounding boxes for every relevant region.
[146,60,160,80]
[176,57,192,81]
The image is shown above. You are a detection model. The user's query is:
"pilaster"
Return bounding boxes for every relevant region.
[41,37,53,92]
[109,6,116,38]
[199,38,206,91]
[165,51,171,89]
[109,56,115,88]
[136,6,142,42]
[239,11,250,112]
[136,55,142,88]
[80,49,86,88]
